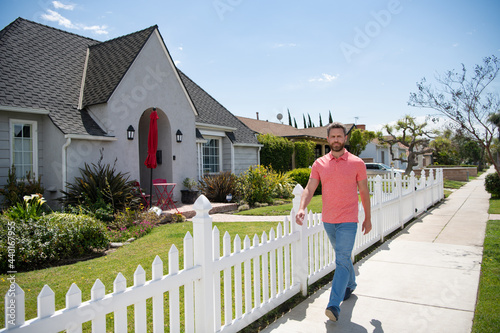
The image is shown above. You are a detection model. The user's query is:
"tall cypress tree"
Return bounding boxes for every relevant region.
[294,118,298,128]
[308,113,313,128]
[329,110,333,123]
[288,108,292,126]
[319,114,323,127]
[303,114,307,128]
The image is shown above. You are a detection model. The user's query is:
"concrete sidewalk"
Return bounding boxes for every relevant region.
[260,169,492,333]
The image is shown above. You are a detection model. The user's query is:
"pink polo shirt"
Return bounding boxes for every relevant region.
[310,149,367,223]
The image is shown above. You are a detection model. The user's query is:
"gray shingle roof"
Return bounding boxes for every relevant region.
[0,18,259,145]
[0,18,105,135]
[178,71,259,145]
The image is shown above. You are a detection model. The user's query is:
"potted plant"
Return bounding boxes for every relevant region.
[181,178,200,204]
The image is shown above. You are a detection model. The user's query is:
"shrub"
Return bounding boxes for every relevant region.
[485,172,500,197]
[268,171,295,199]
[199,171,237,202]
[0,213,109,272]
[0,166,45,209]
[258,134,294,172]
[286,168,322,195]
[106,209,163,242]
[61,149,142,213]
[286,168,311,189]
[237,165,276,206]
[294,140,316,168]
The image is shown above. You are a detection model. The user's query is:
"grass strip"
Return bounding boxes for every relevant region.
[472,219,500,333]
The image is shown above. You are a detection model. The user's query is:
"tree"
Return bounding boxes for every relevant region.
[308,113,313,128]
[329,110,333,123]
[303,115,307,128]
[348,128,376,156]
[294,117,298,129]
[409,55,500,175]
[319,114,323,127]
[288,108,292,126]
[377,115,436,174]
[429,129,459,165]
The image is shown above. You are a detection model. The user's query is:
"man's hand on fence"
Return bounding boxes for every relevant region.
[295,210,305,225]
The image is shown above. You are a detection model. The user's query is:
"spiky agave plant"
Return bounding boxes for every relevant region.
[61,149,142,213]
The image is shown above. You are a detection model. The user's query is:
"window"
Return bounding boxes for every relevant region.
[10,120,37,178]
[314,144,322,159]
[202,138,220,174]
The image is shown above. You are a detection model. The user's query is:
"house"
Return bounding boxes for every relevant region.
[358,138,408,170]
[0,18,261,207]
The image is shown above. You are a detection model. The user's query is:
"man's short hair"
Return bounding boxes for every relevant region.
[327,122,347,137]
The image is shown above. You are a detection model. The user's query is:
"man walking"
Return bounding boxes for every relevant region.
[296,122,372,322]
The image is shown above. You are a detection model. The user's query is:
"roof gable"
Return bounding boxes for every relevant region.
[82,26,157,107]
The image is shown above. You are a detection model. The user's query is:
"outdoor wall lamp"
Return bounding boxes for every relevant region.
[127,125,135,140]
[176,129,183,143]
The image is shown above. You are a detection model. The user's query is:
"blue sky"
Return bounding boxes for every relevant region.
[1,0,499,131]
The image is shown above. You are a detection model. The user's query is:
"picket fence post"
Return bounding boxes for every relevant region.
[410,171,416,218]
[374,176,384,242]
[396,173,404,229]
[291,184,308,296]
[192,195,215,332]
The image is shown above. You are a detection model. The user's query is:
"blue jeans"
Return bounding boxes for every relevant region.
[323,222,357,313]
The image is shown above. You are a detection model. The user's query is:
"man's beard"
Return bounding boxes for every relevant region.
[330,142,345,152]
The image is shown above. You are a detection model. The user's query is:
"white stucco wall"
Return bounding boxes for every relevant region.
[83,30,197,202]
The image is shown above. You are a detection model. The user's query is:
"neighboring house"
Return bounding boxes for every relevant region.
[359,138,408,170]
[237,116,364,167]
[0,18,261,207]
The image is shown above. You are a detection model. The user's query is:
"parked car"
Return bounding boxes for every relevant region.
[365,163,405,176]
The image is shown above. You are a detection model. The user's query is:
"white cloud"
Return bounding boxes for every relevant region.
[309,73,339,83]
[83,25,109,35]
[41,7,109,35]
[41,9,75,28]
[52,1,75,10]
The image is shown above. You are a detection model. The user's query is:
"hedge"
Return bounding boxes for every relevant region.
[0,213,110,272]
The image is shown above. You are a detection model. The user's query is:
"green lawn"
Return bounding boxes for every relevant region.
[472,215,500,332]
[235,195,323,216]
[0,221,280,331]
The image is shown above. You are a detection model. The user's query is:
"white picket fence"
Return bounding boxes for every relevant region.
[2,169,444,333]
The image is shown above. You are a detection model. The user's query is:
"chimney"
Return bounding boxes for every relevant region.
[256,112,259,120]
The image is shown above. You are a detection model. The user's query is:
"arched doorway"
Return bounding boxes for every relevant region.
[138,107,173,196]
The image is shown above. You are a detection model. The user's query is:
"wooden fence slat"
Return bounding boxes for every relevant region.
[184,232,195,333]
[169,245,180,333]
[113,273,127,333]
[134,266,147,333]
[234,235,243,319]
[152,255,164,333]
[65,283,82,333]
[91,279,106,333]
